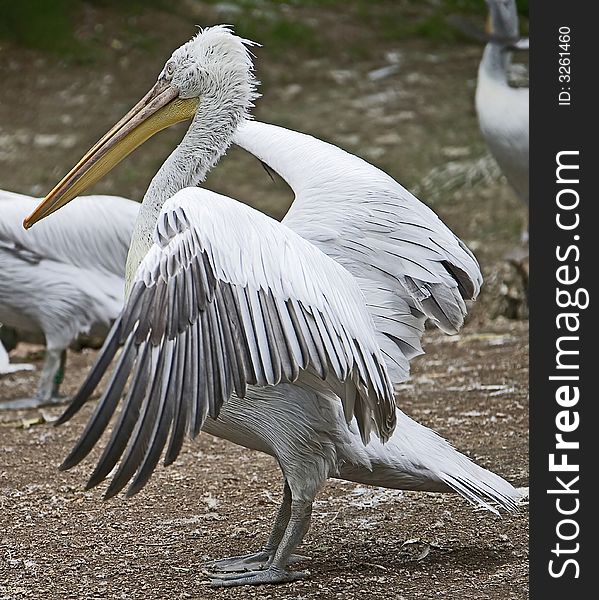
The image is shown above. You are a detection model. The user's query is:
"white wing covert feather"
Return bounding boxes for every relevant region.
[0,190,137,276]
[233,121,483,385]
[59,188,396,498]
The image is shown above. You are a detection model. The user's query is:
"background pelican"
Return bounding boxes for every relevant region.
[0,189,138,409]
[0,337,34,375]
[475,0,529,209]
[25,26,518,586]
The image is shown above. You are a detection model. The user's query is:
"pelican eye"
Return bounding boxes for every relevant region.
[164,61,176,79]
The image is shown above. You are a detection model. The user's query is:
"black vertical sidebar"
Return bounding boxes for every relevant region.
[530,1,597,598]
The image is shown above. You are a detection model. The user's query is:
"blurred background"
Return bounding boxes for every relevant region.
[0,0,529,318]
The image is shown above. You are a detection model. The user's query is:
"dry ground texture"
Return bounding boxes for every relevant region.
[1,1,529,598]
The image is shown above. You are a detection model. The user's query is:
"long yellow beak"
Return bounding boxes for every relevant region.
[23,80,199,229]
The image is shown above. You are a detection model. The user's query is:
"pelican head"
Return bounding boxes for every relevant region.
[24,25,258,229]
[485,0,520,42]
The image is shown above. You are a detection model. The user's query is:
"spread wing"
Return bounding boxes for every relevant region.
[233,121,482,385]
[57,188,396,498]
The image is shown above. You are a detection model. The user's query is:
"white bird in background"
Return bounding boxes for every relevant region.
[476,0,529,209]
[25,26,518,587]
[0,190,138,409]
[0,337,34,375]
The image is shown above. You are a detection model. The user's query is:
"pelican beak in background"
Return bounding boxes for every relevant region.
[23,81,199,229]
[485,14,493,35]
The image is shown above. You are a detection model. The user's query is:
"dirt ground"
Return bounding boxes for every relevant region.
[0,320,528,600]
[1,2,529,598]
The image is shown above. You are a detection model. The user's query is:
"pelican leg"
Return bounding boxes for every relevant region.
[206,481,308,573]
[34,347,67,405]
[0,347,67,410]
[208,495,312,587]
[51,350,67,397]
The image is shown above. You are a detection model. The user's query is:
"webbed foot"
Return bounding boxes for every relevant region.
[206,551,307,573]
[0,395,67,411]
[207,565,309,587]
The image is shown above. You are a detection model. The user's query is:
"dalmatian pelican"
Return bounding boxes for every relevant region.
[0,190,138,409]
[476,0,529,207]
[24,26,518,586]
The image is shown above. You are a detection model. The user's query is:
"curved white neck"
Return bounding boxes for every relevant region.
[125,104,245,286]
[479,43,510,84]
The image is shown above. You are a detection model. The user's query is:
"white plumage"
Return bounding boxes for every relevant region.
[0,190,138,407]
[26,26,519,587]
[475,0,529,205]
[235,121,482,379]
[0,337,34,375]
